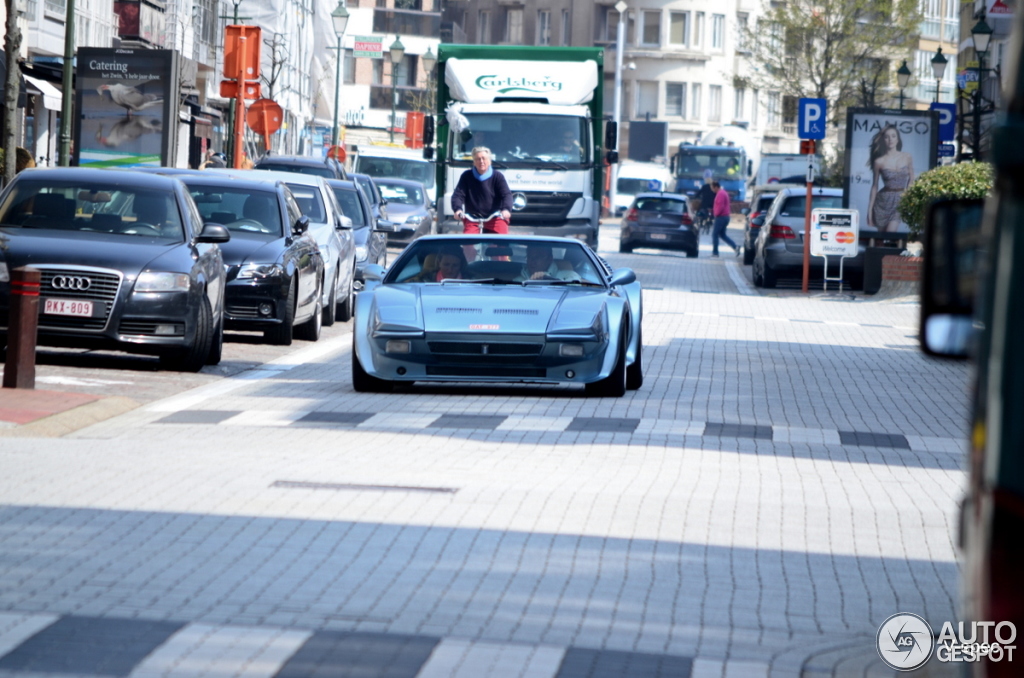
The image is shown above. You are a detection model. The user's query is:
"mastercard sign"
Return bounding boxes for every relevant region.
[811,208,860,257]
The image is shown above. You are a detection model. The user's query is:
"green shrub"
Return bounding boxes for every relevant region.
[898,161,993,239]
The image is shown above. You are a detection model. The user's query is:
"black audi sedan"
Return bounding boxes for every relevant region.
[174,173,325,345]
[0,168,229,371]
[327,179,394,289]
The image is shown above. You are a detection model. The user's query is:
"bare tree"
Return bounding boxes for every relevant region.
[4,0,23,183]
[261,32,288,102]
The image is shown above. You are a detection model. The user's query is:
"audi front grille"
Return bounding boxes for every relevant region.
[38,266,122,332]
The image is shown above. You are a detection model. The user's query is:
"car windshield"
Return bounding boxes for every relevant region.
[331,188,367,228]
[355,157,435,188]
[618,178,658,195]
[675,151,742,180]
[387,238,605,286]
[186,186,283,237]
[780,195,844,217]
[377,183,423,206]
[634,197,687,214]
[257,164,334,179]
[0,180,185,240]
[285,184,328,223]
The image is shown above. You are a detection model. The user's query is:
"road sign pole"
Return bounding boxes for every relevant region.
[803,180,812,293]
[234,36,247,169]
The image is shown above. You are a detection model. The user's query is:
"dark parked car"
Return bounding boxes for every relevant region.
[350,172,388,224]
[254,155,347,180]
[327,179,394,288]
[373,178,435,244]
[618,192,699,257]
[177,173,325,345]
[0,168,229,371]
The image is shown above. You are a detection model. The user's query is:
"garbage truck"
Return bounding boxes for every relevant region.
[429,45,615,247]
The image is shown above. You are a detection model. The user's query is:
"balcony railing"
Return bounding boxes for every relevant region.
[373,8,441,38]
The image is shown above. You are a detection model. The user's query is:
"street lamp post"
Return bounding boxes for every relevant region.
[897,60,911,110]
[331,2,350,148]
[608,0,627,217]
[971,16,993,160]
[388,35,406,143]
[422,46,436,97]
[931,47,948,103]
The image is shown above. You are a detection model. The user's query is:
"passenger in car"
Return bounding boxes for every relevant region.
[515,245,581,282]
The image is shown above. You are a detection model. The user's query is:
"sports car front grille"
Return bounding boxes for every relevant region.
[427,365,546,378]
[428,342,543,356]
[38,267,121,332]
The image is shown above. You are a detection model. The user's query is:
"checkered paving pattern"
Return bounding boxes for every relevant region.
[0,223,969,677]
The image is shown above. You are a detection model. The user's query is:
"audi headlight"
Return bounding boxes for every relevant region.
[0,262,8,283]
[237,263,285,280]
[135,272,191,293]
[355,246,369,262]
[406,215,422,224]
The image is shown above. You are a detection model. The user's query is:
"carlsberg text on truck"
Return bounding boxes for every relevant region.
[431,45,616,246]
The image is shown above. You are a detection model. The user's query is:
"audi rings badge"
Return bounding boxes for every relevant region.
[50,275,92,291]
[512,193,528,211]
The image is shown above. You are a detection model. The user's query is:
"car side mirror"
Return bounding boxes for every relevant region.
[751,215,765,227]
[374,219,397,233]
[607,268,636,286]
[363,264,385,281]
[292,215,310,235]
[920,197,985,359]
[423,115,434,146]
[423,147,435,160]
[741,207,751,215]
[337,215,353,230]
[605,150,619,165]
[196,223,230,243]
[604,120,617,150]
[430,200,437,210]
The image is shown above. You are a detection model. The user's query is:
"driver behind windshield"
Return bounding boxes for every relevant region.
[515,245,581,282]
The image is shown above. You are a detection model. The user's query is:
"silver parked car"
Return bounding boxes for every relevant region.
[374,178,435,245]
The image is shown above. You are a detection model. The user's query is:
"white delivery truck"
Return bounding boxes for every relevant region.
[351,145,437,203]
[613,162,674,216]
[753,153,820,186]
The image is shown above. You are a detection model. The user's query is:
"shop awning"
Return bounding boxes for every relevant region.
[24,75,62,111]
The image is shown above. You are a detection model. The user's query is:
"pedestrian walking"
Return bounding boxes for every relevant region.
[711,181,739,257]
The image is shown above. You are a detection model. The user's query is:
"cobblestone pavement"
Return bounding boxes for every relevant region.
[0,223,970,677]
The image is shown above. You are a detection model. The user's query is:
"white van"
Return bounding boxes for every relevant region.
[351,145,436,204]
[613,162,673,216]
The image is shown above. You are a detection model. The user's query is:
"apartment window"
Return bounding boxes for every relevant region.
[711,14,725,50]
[506,8,523,43]
[641,10,661,46]
[751,88,759,126]
[562,9,570,45]
[373,59,384,85]
[478,11,490,43]
[669,12,689,46]
[709,84,722,121]
[693,12,704,48]
[736,13,749,53]
[637,81,658,119]
[666,82,686,117]
[598,7,621,42]
[344,49,356,84]
[537,9,551,45]
[734,87,745,121]
[766,92,780,128]
[782,96,798,127]
[691,83,702,120]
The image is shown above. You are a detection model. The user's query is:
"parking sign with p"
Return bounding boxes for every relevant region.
[798,98,827,140]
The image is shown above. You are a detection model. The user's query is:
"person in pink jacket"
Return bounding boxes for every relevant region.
[711,181,740,257]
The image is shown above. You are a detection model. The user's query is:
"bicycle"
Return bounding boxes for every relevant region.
[696,209,713,235]
[460,211,507,234]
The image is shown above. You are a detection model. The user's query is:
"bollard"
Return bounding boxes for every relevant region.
[3,266,41,389]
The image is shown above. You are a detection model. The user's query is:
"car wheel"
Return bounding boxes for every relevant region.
[351,342,393,392]
[752,257,764,287]
[295,276,323,341]
[626,325,643,390]
[337,266,355,322]
[619,240,633,253]
[161,296,213,372]
[322,269,338,327]
[743,244,755,266]
[762,262,778,288]
[585,327,628,398]
[686,246,698,258]
[264,279,295,346]
[205,307,223,366]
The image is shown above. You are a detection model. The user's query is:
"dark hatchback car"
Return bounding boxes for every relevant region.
[0,168,229,371]
[178,174,325,345]
[254,155,347,180]
[327,179,394,288]
[373,178,435,245]
[619,192,699,257]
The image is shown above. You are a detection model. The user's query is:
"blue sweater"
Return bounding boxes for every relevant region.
[451,169,513,216]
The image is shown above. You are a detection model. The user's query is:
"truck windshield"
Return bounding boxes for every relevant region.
[453,114,589,167]
[675,150,742,181]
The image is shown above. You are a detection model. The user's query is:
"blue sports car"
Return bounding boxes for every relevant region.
[352,235,643,396]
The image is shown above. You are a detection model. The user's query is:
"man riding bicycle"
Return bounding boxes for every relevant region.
[451,146,513,234]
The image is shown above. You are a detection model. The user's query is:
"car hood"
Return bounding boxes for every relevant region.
[372,284,608,335]
[0,228,179,274]
[219,236,288,267]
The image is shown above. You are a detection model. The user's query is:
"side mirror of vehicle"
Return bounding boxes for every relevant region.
[292,215,311,235]
[196,223,231,243]
[748,160,753,177]
[741,207,751,215]
[423,115,435,146]
[430,200,437,210]
[605,150,619,165]
[423,146,434,160]
[363,264,385,281]
[751,215,765,227]
[374,219,397,233]
[604,120,617,151]
[607,268,636,287]
[337,215,353,230]
[920,197,985,359]
[670,154,678,174]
